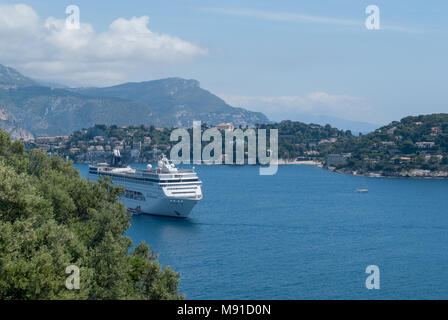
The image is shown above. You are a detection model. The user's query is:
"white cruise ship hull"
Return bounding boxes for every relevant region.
[124,197,199,218]
[88,164,202,218]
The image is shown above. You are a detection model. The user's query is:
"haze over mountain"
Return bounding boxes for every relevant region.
[0,63,380,140]
[276,114,379,134]
[72,78,268,129]
[0,64,37,89]
[0,64,269,139]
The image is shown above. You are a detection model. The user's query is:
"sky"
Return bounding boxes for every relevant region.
[0,0,447,126]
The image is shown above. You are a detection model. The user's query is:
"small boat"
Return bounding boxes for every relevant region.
[356,188,369,193]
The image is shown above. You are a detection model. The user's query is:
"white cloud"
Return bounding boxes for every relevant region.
[207,8,359,26]
[206,7,425,33]
[219,92,372,122]
[0,3,207,86]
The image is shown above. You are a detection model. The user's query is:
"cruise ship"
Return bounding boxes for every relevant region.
[88,150,202,218]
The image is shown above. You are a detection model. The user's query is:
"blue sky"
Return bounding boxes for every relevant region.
[1,0,447,125]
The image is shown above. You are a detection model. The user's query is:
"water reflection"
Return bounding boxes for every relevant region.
[126,214,201,250]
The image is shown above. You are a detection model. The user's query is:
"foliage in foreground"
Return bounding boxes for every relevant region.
[0,130,182,300]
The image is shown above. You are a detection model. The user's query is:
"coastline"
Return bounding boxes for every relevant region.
[273,159,322,166]
[72,159,447,179]
[327,167,448,179]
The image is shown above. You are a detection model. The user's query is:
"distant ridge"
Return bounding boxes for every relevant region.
[0,64,37,89]
[0,64,269,139]
[73,77,269,128]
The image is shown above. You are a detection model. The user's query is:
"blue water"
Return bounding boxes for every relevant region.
[75,163,448,299]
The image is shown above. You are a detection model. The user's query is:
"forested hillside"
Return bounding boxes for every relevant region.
[0,129,182,299]
[322,114,448,176]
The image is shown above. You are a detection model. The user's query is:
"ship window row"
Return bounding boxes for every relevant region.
[160,183,201,187]
[159,179,199,183]
[103,176,153,186]
[124,190,146,201]
[98,172,158,184]
[101,173,159,182]
[171,191,196,194]
[166,187,198,190]
[97,172,198,184]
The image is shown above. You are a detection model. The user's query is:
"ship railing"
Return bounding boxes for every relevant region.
[142,168,195,174]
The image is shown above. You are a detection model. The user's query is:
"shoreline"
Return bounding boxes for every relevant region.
[326,167,448,179]
[72,158,323,166]
[276,160,322,166]
[72,160,448,179]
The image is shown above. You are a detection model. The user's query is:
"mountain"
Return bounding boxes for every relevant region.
[0,86,156,138]
[73,78,269,128]
[33,79,70,89]
[0,65,37,89]
[0,65,269,139]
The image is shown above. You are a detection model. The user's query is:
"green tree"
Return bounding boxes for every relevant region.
[0,130,182,300]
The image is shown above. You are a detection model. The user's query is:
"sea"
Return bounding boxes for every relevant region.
[75,163,448,299]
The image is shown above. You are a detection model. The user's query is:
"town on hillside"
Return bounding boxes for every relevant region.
[321,114,448,177]
[22,123,238,163]
[21,114,448,178]
[21,121,345,164]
